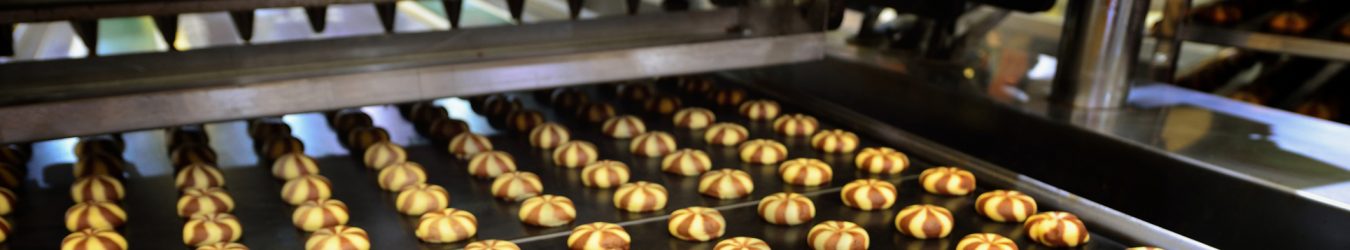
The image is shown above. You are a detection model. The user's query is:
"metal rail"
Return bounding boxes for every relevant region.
[1178,24,1350,62]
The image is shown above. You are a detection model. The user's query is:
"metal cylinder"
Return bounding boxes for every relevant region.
[1051,0,1150,108]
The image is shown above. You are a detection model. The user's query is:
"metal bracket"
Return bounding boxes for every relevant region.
[375,2,397,33]
[304,6,328,33]
[71,20,99,57]
[153,15,179,51]
[443,0,463,28]
[230,10,255,43]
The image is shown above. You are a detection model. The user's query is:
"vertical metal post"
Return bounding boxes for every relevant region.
[71,20,99,57]
[1051,0,1151,108]
[506,0,525,24]
[1151,0,1191,82]
[442,0,463,29]
[304,6,328,33]
[375,2,397,33]
[230,10,255,43]
[567,0,585,19]
[626,0,639,15]
[726,0,753,36]
[852,6,883,44]
[1,23,12,56]
[153,15,178,51]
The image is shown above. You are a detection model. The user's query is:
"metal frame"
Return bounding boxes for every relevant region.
[0,8,748,104]
[0,0,830,141]
[0,33,824,143]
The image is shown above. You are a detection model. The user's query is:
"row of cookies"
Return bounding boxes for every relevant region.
[392,104,528,249]
[64,136,130,250]
[167,126,248,250]
[250,118,371,250]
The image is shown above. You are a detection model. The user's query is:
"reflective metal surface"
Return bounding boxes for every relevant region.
[1050,0,1150,109]
[5,81,1173,249]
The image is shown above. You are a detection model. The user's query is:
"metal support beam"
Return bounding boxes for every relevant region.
[0,34,824,143]
[1051,0,1150,108]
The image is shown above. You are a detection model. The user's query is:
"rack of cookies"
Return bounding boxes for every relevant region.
[0,76,1185,249]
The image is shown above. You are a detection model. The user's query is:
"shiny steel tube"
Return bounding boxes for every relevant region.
[1051,0,1151,108]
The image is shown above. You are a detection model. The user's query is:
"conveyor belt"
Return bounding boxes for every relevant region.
[7,80,1145,249]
